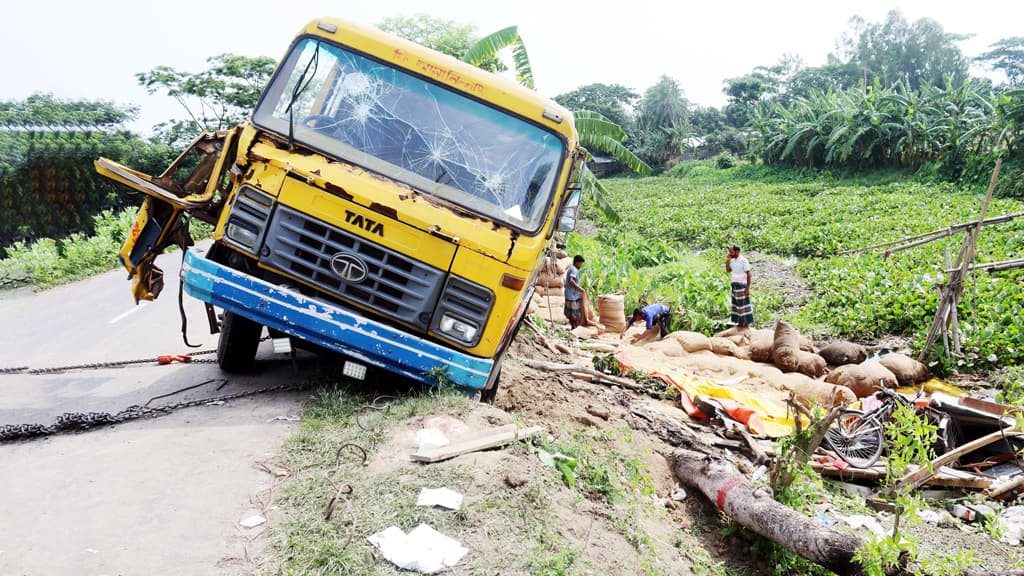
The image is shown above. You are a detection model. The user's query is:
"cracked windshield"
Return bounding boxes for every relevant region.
[253,37,565,231]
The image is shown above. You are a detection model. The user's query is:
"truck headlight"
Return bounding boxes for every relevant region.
[439,313,478,342]
[222,186,273,255]
[226,221,259,248]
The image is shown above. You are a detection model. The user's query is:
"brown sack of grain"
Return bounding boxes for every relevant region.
[860,360,899,389]
[878,353,930,386]
[714,326,751,346]
[668,331,712,353]
[598,294,626,333]
[581,291,601,328]
[797,350,827,378]
[799,335,816,352]
[749,329,775,363]
[818,341,868,366]
[773,320,800,372]
[773,373,857,407]
[711,337,739,357]
[648,338,685,357]
[825,362,897,398]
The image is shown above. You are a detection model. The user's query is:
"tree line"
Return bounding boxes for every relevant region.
[5,9,1024,251]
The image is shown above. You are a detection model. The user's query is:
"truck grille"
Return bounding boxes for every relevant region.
[262,205,445,330]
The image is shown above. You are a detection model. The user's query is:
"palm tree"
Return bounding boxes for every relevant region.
[463,26,651,223]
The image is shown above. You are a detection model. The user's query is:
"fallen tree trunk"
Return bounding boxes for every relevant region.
[673,448,864,576]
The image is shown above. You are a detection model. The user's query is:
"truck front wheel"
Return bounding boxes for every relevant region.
[217,311,263,372]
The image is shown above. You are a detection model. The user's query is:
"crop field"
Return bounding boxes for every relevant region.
[570,163,1024,370]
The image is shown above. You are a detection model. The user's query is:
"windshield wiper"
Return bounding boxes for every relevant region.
[285,41,321,148]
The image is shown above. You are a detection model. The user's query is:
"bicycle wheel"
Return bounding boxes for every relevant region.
[824,409,885,469]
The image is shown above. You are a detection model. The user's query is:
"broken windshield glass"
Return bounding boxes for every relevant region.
[253,37,565,232]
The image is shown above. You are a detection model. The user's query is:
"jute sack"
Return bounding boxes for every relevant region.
[598,294,626,333]
[581,291,601,328]
[773,320,800,372]
[818,341,868,366]
[648,338,685,357]
[825,362,897,398]
[710,337,739,357]
[714,326,751,347]
[749,329,775,363]
[668,331,712,353]
[759,373,857,408]
[537,271,564,288]
[878,353,929,386]
[796,350,827,378]
[799,335,816,353]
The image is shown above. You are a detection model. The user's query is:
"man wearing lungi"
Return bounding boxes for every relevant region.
[726,245,753,328]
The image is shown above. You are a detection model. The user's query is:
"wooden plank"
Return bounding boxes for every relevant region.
[897,429,1021,491]
[411,425,545,463]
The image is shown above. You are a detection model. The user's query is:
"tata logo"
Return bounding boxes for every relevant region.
[330,252,369,283]
[344,209,384,237]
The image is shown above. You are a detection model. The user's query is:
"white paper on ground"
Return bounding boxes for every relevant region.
[843,514,886,537]
[415,428,450,452]
[367,523,468,574]
[239,515,266,528]
[416,487,464,510]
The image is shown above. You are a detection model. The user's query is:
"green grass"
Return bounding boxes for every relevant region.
[575,165,1024,370]
[263,383,582,575]
[0,207,214,290]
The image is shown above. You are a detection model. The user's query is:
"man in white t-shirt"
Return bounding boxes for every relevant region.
[726,245,753,328]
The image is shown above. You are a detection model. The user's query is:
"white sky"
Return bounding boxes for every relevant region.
[3,0,1022,134]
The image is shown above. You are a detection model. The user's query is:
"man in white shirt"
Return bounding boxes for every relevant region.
[726,245,753,328]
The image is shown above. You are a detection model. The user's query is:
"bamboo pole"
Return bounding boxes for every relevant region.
[837,209,1024,256]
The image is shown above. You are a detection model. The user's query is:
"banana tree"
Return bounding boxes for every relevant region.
[463,26,651,223]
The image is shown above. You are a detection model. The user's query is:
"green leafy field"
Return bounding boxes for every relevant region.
[574,163,1024,370]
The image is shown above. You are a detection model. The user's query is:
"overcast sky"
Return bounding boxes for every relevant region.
[4,0,1022,134]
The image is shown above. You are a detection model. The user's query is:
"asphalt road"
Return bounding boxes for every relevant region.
[0,243,317,428]
[0,245,322,574]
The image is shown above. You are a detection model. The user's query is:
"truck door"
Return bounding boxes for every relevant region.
[95,130,235,302]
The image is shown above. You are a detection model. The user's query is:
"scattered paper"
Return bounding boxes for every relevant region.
[999,506,1024,546]
[415,428,450,452]
[368,523,468,574]
[239,515,267,528]
[416,488,464,510]
[919,509,942,524]
[843,514,886,537]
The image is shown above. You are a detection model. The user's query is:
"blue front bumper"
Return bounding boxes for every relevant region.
[181,250,493,389]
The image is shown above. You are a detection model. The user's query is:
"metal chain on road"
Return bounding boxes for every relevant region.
[0,380,299,443]
[0,337,286,443]
[0,337,270,375]
[0,349,217,375]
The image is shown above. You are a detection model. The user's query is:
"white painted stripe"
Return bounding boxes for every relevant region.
[107,301,149,324]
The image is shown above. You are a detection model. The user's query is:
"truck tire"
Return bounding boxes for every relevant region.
[217,311,263,372]
[480,368,501,403]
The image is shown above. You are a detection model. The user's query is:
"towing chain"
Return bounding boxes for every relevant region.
[0,349,218,375]
[0,380,299,443]
[0,337,285,443]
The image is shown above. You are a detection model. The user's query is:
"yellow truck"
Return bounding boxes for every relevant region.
[96,16,583,399]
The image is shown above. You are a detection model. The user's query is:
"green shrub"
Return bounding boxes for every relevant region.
[715,152,736,169]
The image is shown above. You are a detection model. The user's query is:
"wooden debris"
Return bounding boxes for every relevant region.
[897,428,1021,491]
[411,424,544,463]
[523,359,645,391]
[987,476,1024,501]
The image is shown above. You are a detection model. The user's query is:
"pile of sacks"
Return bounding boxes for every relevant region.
[651,320,930,409]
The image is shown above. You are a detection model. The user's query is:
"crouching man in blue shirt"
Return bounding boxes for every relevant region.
[620,303,671,344]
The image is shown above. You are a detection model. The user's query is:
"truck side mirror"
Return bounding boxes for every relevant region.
[557,190,581,233]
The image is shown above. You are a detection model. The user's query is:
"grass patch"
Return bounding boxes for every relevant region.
[573,170,1024,368]
[0,207,213,290]
[261,383,579,575]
